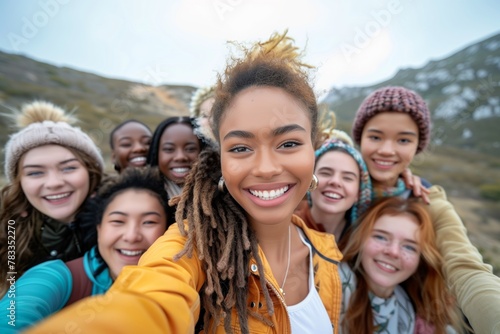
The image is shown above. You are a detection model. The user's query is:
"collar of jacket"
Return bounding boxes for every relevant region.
[248,214,343,296]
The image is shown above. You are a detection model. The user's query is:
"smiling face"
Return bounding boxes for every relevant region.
[158,123,201,185]
[20,145,90,223]
[219,86,315,227]
[97,189,167,280]
[311,150,360,219]
[111,122,152,171]
[361,213,421,298]
[360,112,419,188]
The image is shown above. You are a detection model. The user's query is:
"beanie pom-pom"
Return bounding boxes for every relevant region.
[16,100,76,128]
[189,86,215,117]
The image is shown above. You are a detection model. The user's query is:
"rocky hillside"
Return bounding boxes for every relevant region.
[321,32,500,271]
[322,32,500,157]
[0,36,499,272]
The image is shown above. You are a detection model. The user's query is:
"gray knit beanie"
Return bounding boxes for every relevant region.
[352,86,431,153]
[4,100,104,182]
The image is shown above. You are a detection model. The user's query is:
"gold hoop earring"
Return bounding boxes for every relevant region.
[308,174,318,191]
[218,176,225,192]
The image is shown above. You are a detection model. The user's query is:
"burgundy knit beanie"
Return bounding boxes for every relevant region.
[352,86,431,153]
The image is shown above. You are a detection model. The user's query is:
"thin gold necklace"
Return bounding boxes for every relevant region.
[280,225,291,296]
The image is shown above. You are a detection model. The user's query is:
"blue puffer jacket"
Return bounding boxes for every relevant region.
[0,246,112,333]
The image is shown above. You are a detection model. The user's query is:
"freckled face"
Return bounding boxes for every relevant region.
[219,86,315,227]
[361,213,421,298]
[360,112,419,188]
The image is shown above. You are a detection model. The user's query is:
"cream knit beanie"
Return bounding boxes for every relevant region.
[4,100,104,182]
[189,85,215,118]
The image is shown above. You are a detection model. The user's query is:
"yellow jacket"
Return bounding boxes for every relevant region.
[27,215,342,333]
[428,185,500,334]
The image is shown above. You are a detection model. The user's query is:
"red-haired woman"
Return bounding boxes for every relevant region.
[340,197,465,333]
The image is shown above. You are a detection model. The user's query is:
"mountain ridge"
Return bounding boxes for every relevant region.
[0,37,499,272]
[321,32,500,156]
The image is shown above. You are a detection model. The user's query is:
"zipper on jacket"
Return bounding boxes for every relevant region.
[265,277,291,332]
[265,278,286,306]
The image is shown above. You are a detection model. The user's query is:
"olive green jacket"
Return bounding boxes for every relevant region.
[428,185,500,334]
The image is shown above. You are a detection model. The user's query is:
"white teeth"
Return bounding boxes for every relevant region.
[249,186,289,201]
[375,160,394,166]
[172,167,189,173]
[324,192,342,199]
[377,261,397,271]
[130,157,146,163]
[119,249,144,256]
[45,193,70,200]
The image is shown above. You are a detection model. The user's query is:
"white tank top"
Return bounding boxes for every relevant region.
[287,227,333,333]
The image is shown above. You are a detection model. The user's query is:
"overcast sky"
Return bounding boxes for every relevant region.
[1,0,499,98]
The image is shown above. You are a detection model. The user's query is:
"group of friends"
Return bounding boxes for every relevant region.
[1,31,499,333]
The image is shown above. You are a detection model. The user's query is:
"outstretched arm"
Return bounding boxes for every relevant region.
[0,260,72,333]
[401,168,430,204]
[25,224,205,334]
[428,185,500,334]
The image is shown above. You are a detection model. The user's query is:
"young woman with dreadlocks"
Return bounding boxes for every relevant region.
[27,31,343,334]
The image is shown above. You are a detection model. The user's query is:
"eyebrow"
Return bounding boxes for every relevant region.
[373,228,418,244]
[366,129,418,137]
[342,171,359,177]
[119,135,151,141]
[161,140,198,146]
[273,124,306,136]
[107,211,162,217]
[22,158,79,169]
[317,166,358,177]
[223,124,306,141]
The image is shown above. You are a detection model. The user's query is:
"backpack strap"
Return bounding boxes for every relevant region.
[65,256,93,306]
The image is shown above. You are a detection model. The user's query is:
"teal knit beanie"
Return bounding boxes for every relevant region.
[314,138,372,224]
